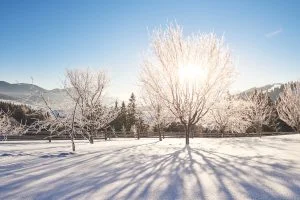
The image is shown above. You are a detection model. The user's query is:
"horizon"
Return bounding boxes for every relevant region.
[1,0,300,100]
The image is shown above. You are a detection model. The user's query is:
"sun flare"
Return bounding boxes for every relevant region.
[178,64,207,83]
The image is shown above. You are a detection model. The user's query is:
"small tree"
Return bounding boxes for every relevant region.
[204,95,251,135]
[243,90,273,137]
[140,88,172,141]
[127,93,137,131]
[65,68,118,144]
[0,109,26,141]
[140,23,235,145]
[277,81,300,132]
[29,94,80,151]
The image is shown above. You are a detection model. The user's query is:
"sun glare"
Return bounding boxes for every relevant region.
[178,64,207,83]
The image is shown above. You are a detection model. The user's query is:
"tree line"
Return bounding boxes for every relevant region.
[1,23,300,150]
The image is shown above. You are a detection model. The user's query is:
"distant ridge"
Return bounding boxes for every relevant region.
[239,83,284,101]
[0,81,66,105]
[0,81,114,106]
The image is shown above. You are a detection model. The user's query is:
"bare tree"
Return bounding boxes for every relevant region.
[140,23,235,145]
[65,68,118,143]
[205,94,250,136]
[29,93,80,151]
[140,89,173,141]
[0,109,26,141]
[243,90,273,137]
[277,81,300,132]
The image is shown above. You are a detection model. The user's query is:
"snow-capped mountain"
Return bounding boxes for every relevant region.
[0,81,69,104]
[240,83,284,101]
[0,81,115,106]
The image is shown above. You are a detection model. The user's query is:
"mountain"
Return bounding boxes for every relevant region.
[0,81,115,107]
[0,80,286,106]
[0,81,46,98]
[0,93,16,101]
[0,81,67,106]
[239,83,284,101]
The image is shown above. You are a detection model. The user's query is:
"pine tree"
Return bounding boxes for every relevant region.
[127,93,137,131]
[110,100,122,131]
[114,100,118,109]
[120,101,127,131]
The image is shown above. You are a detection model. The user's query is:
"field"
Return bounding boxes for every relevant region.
[1,135,300,200]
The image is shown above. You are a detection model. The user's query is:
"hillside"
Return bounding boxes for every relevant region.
[0,81,114,107]
[239,83,284,101]
[0,81,67,106]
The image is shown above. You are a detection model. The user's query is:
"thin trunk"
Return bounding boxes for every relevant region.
[70,100,78,151]
[258,125,262,138]
[185,125,190,145]
[71,138,75,151]
[158,124,162,141]
[221,127,225,138]
[89,135,94,144]
[163,131,165,139]
[48,137,51,143]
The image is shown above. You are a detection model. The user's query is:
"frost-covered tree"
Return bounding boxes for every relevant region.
[243,90,273,137]
[29,93,80,151]
[140,88,173,141]
[0,109,26,141]
[277,81,300,132]
[65,68,118,144]
[140,23,235,145]
[127,93,137,131]
[205,94,250,136]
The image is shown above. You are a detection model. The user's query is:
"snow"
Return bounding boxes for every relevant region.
[1,135,300,200]
[268,83,282,92]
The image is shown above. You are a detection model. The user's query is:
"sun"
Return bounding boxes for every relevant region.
[178,64,207,83]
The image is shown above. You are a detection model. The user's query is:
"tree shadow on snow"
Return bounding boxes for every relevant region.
[0,139,300,200]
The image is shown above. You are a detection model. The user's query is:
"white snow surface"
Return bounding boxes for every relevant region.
[1,135,300,200]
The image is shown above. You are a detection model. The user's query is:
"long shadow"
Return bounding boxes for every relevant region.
[1,139,300,200]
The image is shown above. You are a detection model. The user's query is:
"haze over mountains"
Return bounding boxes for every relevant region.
[240,83,284,101]
[0,80,285,104]
[0,81,67,105]
[0,81,115,106]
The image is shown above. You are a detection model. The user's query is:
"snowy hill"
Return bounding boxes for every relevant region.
[0,81,46,98]
[239,83,284,101]
[0,81,115,107]
[0,81,69,105]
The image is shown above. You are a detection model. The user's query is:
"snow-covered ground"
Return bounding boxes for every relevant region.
[1,135,300,200]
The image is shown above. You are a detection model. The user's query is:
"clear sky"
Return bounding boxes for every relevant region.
[0,0,299,100]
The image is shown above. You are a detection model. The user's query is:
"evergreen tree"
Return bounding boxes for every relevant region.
[0,101,44,125]
[120,101,127,131]
[127,93,137,131]
[110,100,122,131]
[114,100,118,109]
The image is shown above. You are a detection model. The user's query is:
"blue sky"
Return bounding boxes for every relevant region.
[0,0,299,100]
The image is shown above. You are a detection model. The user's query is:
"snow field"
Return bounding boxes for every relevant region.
[1,135,300,200]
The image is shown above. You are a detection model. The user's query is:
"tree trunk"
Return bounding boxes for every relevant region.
[163,131,165,139]
[185,125,190,145]
[70,100,77,151]
[105,132,107,141]
[89,135,94,144]
[158,125,162,141]
[48,138,51,143]
[258,125,262,138]
[71,139,75,151]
